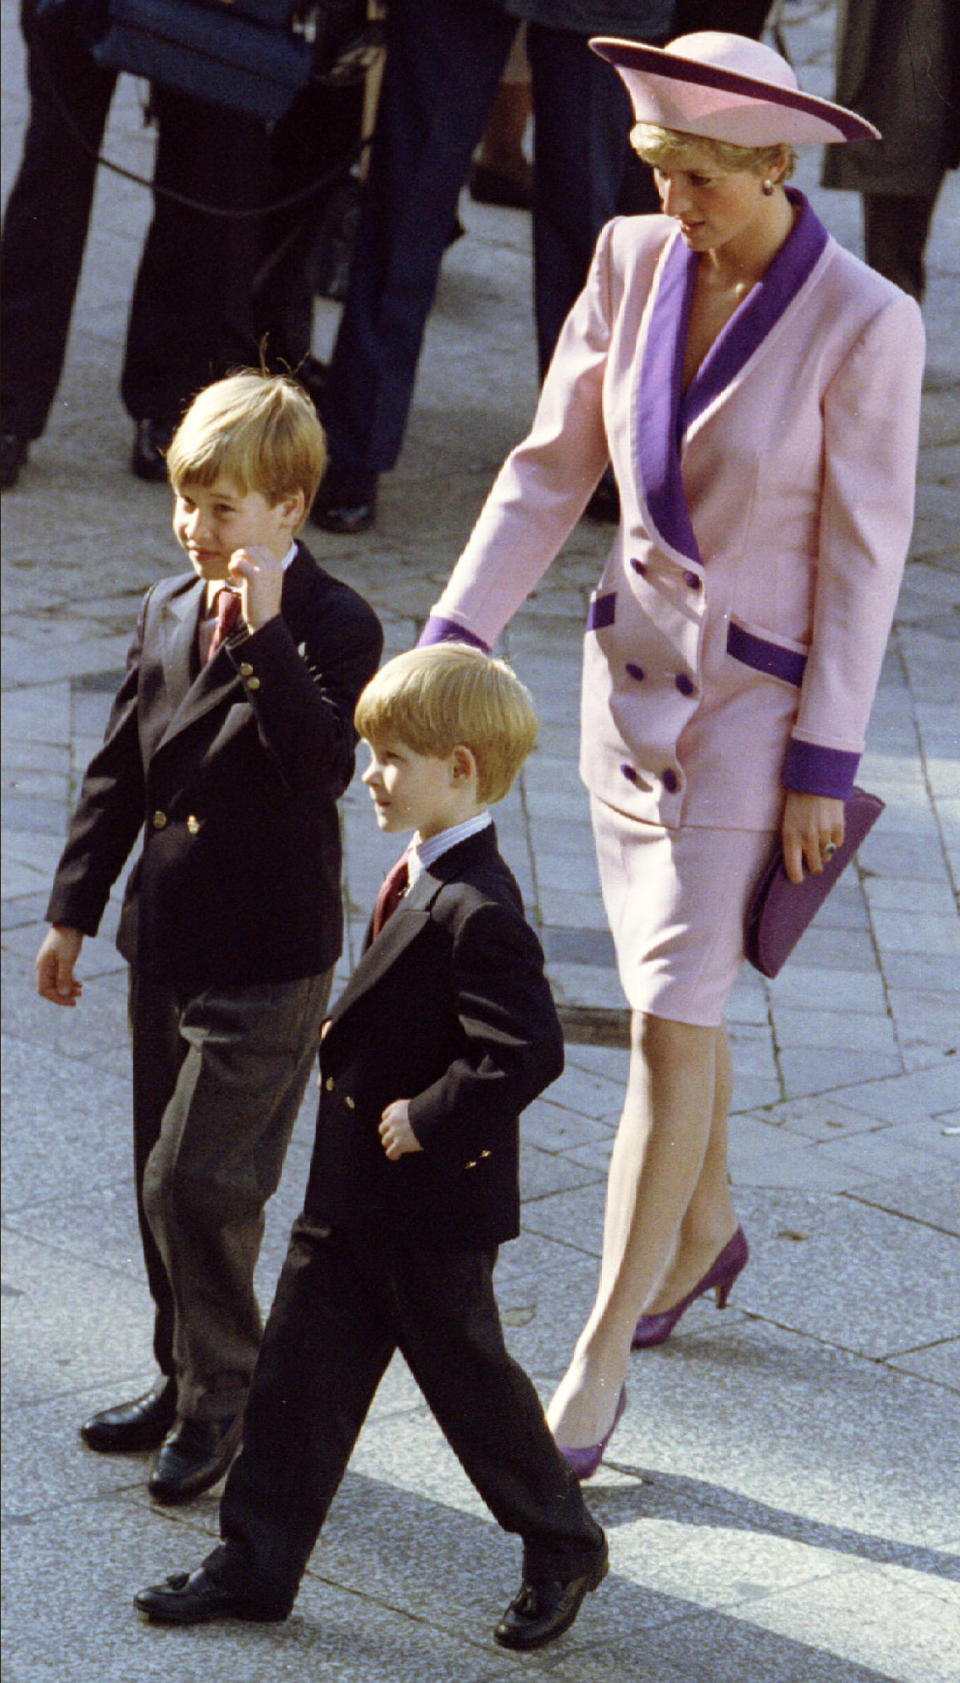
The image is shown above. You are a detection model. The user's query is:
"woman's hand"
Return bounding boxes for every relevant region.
[781,791,845,884]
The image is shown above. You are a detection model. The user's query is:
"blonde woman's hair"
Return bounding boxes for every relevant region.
[355,643,538,806]
[630,122,796,182]
[165,371,327,526]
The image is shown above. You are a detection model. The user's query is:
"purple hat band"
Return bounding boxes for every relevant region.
[590,32,880,146]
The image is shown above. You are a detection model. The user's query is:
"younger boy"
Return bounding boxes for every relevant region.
[135,644,608,1651]
[35,372,383,1503]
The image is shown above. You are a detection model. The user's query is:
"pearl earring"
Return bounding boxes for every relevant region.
[762,179,775,196]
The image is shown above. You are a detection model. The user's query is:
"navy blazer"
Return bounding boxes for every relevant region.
[46,544,383,989]
[305,825,565,1249]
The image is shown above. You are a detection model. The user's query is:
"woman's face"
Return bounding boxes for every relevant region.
[653,146,772,253]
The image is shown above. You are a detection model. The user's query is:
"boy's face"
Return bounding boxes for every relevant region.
[172,477,302,581]
[361,739,477,841]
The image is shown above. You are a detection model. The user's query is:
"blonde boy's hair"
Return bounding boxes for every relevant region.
[165,371,327,525]
[630,122,796,182]
[355,644,538,806]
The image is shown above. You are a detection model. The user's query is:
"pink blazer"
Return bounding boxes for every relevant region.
[425,195,925,831]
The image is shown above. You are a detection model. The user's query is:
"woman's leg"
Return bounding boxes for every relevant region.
[641,1025,738,1312]
[546,1012,730,1449]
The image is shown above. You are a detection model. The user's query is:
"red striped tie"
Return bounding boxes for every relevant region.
[206,587,242,663]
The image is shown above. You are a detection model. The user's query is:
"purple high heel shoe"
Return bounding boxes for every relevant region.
[558,1386,627,1481]
[631,1228,749,1349]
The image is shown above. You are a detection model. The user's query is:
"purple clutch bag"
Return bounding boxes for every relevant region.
[744,787,885,979]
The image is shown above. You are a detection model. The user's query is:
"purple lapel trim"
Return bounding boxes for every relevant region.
[637,236,700,563]
[680,192,828,436]
[637,192,828,566]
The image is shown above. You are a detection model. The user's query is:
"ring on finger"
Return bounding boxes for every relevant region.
[822,841,838,860]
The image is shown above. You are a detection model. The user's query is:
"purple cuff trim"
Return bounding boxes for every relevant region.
[586,592,616,632]
[419,615,491,652]
[680,194,828,436]
[782,738,860,799]
[727,621,806,687]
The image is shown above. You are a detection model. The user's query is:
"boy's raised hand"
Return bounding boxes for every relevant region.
[35,925,84,1007]
[379,1100,423,1161]
[226,545,284,631]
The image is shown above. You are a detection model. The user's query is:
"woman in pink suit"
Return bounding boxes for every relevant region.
[420,34,925,1468]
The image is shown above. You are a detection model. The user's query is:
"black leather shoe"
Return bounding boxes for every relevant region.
[311,460,378,533]
[148,1413,242,1505]
[134,1566,286,1626]
[80,1377,177,1453]
[493,1542,609,1651]
[131,418,172,482]
[1,432,29,490]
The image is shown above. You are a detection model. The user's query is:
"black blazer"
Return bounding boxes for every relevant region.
[305,826,565,1249]
[46,544,383,989]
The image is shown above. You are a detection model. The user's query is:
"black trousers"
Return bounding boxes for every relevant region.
[323,0,650,473]
[205,1217,605,1611]
[1,2,117,439]
[1,0,325,440]
[862,188,944,303]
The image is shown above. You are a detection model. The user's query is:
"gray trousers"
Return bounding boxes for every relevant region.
[130,968,332,1420]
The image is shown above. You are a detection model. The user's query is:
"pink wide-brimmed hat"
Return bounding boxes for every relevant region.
[590,31,880,146]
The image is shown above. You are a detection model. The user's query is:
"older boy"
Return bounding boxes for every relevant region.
[135,645,608,1651]
[35,373,383,1503]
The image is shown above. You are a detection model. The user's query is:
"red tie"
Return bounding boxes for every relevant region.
[371,855,409,937]
[205,587,242,663]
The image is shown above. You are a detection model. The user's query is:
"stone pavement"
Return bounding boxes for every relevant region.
[2,4,959,1679]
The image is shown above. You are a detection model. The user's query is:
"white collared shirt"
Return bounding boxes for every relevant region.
[407,809,492,887]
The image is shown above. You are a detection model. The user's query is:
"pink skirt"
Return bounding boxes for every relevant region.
[590,795,777,1027]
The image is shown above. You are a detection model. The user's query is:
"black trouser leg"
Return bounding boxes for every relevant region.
[324,0,514,470]
[120,86,270,428]
[210,1220,396,1605]
[0,2,116,438]
[863,189,941,303]
[209,1228,603,1607]
[391,1243,605,1581]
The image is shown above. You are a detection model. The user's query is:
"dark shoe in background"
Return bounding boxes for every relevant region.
[494,1540,609,1651]
[134,1565,287,1626]
[131,418,172,483]
[80,1377,178,1453]
[311,459,378,533]
[149,1412,242,1504]
[1,433,29,491]
[468,160,532,211]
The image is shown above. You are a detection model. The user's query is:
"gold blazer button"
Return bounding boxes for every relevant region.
[239,662,254,677]
[186,815,200,836]
[345,1096,355,1110]
[151,810,167,829]
[246,676,261,691]
[325,1076,335,1091]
